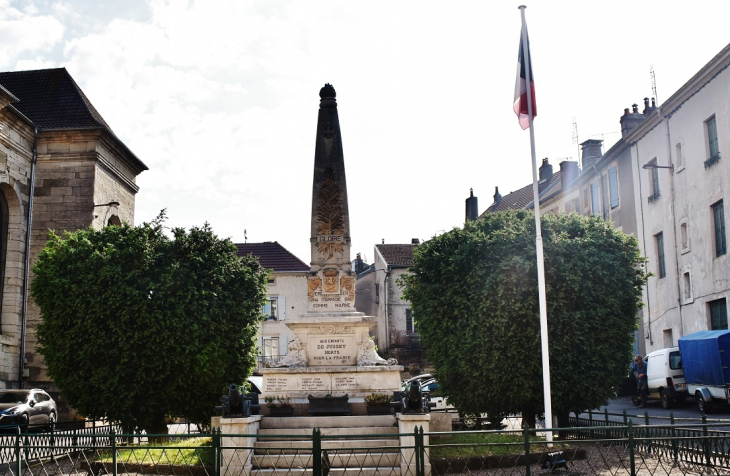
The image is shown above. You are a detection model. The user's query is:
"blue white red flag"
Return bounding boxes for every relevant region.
[514,23,536,130]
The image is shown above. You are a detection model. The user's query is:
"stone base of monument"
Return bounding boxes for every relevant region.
[260,365,403,416]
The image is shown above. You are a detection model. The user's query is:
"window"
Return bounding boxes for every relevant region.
[406,308,415,333]
[648,158,660,202]
[709,298,728,330]
[590,181,600,215]
[663,329,673,348]
[656,232,666,279]
[565,198,579,213]
[683,271,692,301]
[680,221,689,252]
[262,297,278,320]
[608,166,619,209]
[713,200,726,257]
[263,337,280,360]
[375,283,380,304]
[705,115,720,168]
[676,143,683,169]
[669,350,682,370]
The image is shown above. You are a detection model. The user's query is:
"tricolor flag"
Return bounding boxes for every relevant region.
[514,23,536,130]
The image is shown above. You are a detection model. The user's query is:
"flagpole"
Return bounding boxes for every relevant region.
[519,4,553,443]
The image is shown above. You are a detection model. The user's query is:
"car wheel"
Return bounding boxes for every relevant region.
[661,390,674,409]
[698,393,712,414]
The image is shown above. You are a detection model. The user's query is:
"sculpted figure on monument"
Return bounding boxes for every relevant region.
[357,339,398,366]
[308,277,322,301]
[269,337,308,368]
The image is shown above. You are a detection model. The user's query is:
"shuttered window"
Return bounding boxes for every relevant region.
[656,232,666,279]
[713,200,727,257]
[590,181,600,215]
[708,116,719,159]
[608,166,619,209]
[710,299,728,330]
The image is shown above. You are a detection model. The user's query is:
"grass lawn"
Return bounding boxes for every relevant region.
[430,432,547,458]
[100,437,213,467]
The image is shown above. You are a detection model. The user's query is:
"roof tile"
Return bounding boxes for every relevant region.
[235,242,309,273]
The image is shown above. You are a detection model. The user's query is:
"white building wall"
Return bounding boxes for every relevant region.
[631,46,730,353]
[257,273,308,360]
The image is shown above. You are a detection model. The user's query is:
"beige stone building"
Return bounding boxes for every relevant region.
[0,68,146,406]
[235,242,310,368]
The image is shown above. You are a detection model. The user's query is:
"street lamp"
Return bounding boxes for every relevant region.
[642,162,674,173]
[93,201,120,208]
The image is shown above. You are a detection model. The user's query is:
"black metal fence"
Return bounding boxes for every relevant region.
[2,419,730,476]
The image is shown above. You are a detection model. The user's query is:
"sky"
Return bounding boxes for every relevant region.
[3,0,730,264]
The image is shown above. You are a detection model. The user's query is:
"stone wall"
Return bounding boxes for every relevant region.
[0,110,34,387]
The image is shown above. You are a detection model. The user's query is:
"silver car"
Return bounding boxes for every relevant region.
[0,389,57,431]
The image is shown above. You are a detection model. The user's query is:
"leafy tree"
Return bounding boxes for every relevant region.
[401,210,647,425]
[31,213,268,434]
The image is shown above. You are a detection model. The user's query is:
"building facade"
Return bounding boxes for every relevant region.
[627,44,730,352]
[235,242,310,368]
[355,242,419,355]
[0,68,147,405]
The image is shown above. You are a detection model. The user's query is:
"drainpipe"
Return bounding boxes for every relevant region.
[383,267,391,352]
[634,140,653,346]
[664,113,684,339]
[19,126,39,387]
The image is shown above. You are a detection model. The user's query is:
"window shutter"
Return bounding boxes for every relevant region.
[279,296,286,320]
[708,116,719,158]
[609,166,619,208]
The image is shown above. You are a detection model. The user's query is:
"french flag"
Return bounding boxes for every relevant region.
[514,23,536,130]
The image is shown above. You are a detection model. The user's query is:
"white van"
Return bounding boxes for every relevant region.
[635,347,687,409]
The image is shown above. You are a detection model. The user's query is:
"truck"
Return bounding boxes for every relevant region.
[678,330,730,414]
[632,346,687,408]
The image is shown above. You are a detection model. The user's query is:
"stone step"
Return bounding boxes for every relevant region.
[254,438,400,454]
[259,415,396,430]
[257,426,398,439]
[250,467,400,476]
[252,452,401,469]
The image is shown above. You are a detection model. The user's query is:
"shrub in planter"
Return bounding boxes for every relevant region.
[365,393,392,415]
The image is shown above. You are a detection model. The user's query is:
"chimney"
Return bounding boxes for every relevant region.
[493,186,502,205]
[465,188,479,223]
[411,238,420,244]
[620,102,648,137]
[539,158,553,183]
[580,139,603,169]
[559,161,579,189]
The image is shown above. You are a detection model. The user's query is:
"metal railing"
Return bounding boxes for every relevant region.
[2,420,730,476]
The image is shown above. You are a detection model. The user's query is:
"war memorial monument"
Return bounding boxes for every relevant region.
[258,84,402,415]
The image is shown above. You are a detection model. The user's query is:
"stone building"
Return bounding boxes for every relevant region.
[627,43,730,352]
[0,68,146,402]
[235,242,309,367]
[355,241,419,354]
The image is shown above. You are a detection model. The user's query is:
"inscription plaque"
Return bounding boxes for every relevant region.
[309,335,356,366]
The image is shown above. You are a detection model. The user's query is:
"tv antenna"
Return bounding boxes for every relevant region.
[572,117,580,162]
[650,65,658,104]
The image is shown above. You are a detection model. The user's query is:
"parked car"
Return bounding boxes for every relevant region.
[0,389,57,431]
[632,347,687,408]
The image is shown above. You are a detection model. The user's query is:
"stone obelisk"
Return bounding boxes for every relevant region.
[259,85,401,414]
[306,83,357,314]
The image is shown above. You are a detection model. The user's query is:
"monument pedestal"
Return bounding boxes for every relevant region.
[260,365,402,415]
[261,314,402,415]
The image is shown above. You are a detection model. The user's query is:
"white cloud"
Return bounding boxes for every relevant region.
[0,1,64,67]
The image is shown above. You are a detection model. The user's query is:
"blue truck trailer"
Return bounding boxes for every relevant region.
[678,330,730,413]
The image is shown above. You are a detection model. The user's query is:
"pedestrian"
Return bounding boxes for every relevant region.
[630,355,648,408]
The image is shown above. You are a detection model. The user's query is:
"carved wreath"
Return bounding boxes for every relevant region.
[316,168,345,259]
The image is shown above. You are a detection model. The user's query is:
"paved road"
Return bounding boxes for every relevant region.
[591,396,730,429]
